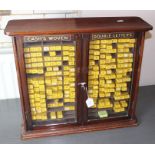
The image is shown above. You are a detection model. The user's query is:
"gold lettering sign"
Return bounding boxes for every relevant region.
[91,32,135,40]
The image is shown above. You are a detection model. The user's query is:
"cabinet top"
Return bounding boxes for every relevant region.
[5,17,153,36]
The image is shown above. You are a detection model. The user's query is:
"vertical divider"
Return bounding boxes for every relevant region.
[75,34,83,124]
[81,34,90,124]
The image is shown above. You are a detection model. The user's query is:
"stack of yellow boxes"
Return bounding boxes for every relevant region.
[88,38,135,116]
[24,46,44,74]
[88,40,100,108]
[113,38,135,112]
[62,45,76,112]
[24,46,47,121]
[43,45,64,120]
[27,77,47,121]
[99,39,117,109]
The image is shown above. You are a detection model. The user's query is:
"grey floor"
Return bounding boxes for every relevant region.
[0,85,155,144]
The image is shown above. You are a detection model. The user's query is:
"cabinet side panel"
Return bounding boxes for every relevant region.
[12,37,27,131]
[129,32,145,117]
[15,36,33,130]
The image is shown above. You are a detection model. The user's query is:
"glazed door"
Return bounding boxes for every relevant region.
[82,32,138,122]
[20,34,82,129]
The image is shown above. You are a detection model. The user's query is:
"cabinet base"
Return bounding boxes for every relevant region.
[21,117,138,140]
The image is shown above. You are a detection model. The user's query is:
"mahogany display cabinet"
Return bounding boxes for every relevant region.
[5,17,153,139]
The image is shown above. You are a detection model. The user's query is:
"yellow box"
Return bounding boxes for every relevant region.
[118,39,128,43]
[114,102,121,108]
[93,56,99,60]
[89,45,100,49]
[100,49,107,53]
[121,87,127,91]
[53,67,59,71]
[64,106,75,111]
[69,52,75,57]
[100,54,106,59]
[112,39,117,43]
[40,94,46,99]
[44,62,51,67]
[105,65,116,70]
[69,61,75,65]
[104,88,115,93]
[57,111,63,119]
[38,63,43,67]
[68,46,75,51]
[117,44,124,49]
[120,100,128,107]
[41,115,48,120]
[30,47,42,52]
[52,57,62,61]
[62,46,69,50]
[36,53,42,57]
[24,53,31,58]
[44,56,51,61]
[63,56,69,61]
[24,47,30,52]
[125,43,134,48]
[106,45,112,50]
[99,93,105,97]
[94,51,100,55]
[101,40,112,44]
[117,63,132,68]
[100,44,106,49]
[50,112,57,119]
[56,61,62,66]
[70,57,75,61]
[105,59,116,63]
[90,40,100,44]
[25,59,31,64]
[106,49,116,53]
[63,66,69,70]
[63,71,69,76]
[30,53,37,57]
[46,67,53,72]
[49,52,56,56]
[54,71,60,76]
[63,51,69,55]
[25,64,31,68]
[92,66,99,71]
[129,39,136,43]
[106,54,112,60]
[49,46,61,51]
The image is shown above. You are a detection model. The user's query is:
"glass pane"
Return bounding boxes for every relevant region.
[23,35,77,126]
[88,33,136,121]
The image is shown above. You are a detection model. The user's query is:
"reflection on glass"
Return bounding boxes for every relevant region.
[24,36,77,125]
[88,38,136,120]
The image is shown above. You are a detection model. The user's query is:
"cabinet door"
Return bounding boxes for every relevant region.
[22,34,82,128]
[85,32,138,122]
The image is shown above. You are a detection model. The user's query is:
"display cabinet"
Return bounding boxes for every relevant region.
[5,17,152,139]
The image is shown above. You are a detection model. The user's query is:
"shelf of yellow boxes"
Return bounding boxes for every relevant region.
[97,39,117,112]
[88,40,100,109]
[43,45,64,120]
[24,46,44,74]
[27,76,47,121]
[113,38,135,113]
[62,45,76,113]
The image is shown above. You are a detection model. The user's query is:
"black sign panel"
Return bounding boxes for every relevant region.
[24,35,73,43]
